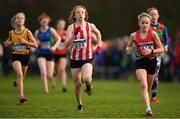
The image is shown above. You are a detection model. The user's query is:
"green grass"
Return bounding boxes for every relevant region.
[0,74,180,118]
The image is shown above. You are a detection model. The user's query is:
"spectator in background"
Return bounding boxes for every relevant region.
[0,43,3,72]
[172,31,180,82]
[1,42,12,75]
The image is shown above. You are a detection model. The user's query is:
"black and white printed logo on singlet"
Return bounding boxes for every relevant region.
[73,39,87,48]
[40,41,50,49]
[139,42,154,50]
[58,43,65,49]
[13,43,27,52]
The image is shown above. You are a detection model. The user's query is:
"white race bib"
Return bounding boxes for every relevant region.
[139,42,154,50]
[40,41,50,49]
[58,43,65,49]
[13,43,27,52]
[73,39,87,48]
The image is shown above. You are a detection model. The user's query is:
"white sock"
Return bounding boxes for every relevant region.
[146,107,151,112]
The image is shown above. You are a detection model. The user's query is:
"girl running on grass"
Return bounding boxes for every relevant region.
[4,12,38,103]
[147,7,169,103]
[34,12,61,95]
[54,19,68,92]
[126,12,164,116]
[65,5,102,110]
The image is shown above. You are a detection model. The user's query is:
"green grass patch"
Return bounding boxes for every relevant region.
[0,74,180,118]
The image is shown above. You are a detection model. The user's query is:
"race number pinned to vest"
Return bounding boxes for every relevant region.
[58,43,65,49]
[139,42,154,50]
[73,39,87,48]
[40,41,51,49]
[13,43,27,52]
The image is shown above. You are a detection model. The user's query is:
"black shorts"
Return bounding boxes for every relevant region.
[70,59,94,68]
[37,53,54,61]
[135,57,157,75]
[54,54,66,63]
[11,54,29,66]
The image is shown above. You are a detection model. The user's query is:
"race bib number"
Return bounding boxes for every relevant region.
[73,39,87,48]
[40,42,50,49]
[58,43,65,49]
[139,42,154,50]
[13,43,27,52]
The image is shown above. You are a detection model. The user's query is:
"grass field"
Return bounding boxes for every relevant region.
[0,74,180,118]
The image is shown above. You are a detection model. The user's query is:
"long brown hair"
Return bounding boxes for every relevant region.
[37,12,52,24]
[68,5,89,23]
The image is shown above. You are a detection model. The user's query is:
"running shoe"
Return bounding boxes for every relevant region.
[62,87,67,92]
[13,80,17,87]
[151,97,160,103]
[44,91,49,96]
[19,95,28,104]
[77,104,83,111]
[85,84,92,96]
[145,110,153,116]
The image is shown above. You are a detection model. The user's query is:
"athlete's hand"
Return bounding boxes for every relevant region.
[164,46,168,53]
[141,48,152,56]
[4,40,12,47]
[74,26,81,36]
[126,47,131,54]
[95,46,101,55]
[50,46,56,51]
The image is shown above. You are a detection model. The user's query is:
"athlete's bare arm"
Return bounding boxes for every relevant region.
[4,31,13,47]
[34,30,40,46]
[22,30,38,48]
[90,23,102,46]
[65,24,74,47]
[50,28,61,51]
[126,32,135,54]
[152,31,164,54]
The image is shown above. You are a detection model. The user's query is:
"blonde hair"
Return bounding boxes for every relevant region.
[147,7,159,14]
[138,12,151,21]
[11,12,26,28]
[69,5,89,23]
[37,12,52,24]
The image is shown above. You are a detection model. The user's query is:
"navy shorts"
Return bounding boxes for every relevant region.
[135,57,157,75]
[37,53,54,61]
[11,54,29,66]
[70,59,94,68]
[36,49,54,61]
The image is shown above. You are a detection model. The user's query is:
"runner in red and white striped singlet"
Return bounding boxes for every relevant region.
[65,5,102,111]
[71,22,93,60]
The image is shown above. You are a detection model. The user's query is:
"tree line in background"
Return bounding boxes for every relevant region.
[0,0,180,40]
